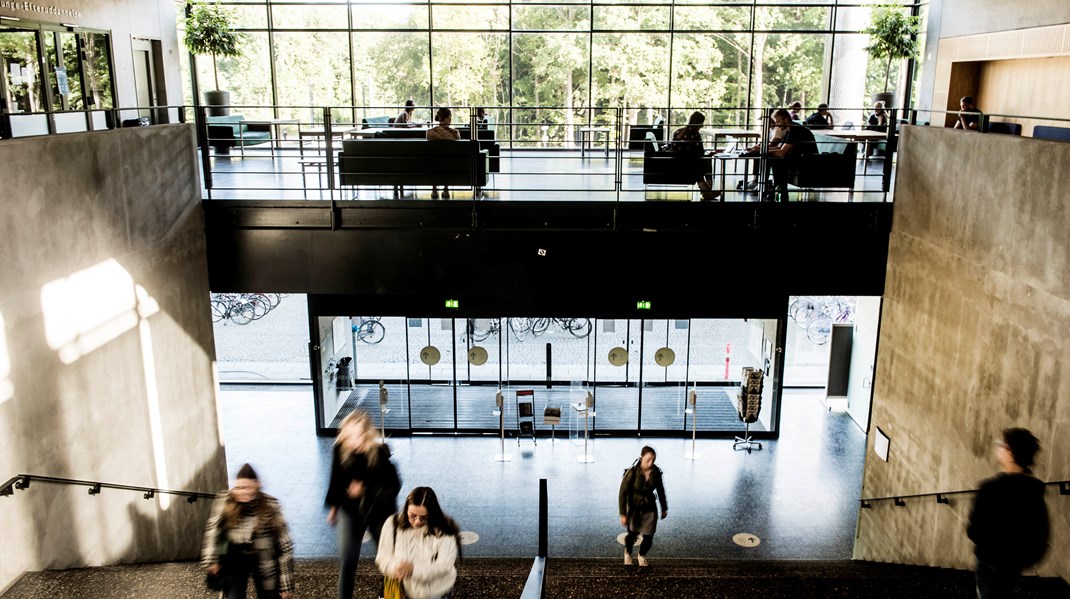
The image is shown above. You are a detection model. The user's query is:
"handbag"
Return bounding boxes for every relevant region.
[382,576,406,599]
[206,569,229,592]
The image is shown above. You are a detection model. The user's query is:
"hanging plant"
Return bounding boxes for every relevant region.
[183,2,246,92]
[862,5,921,94]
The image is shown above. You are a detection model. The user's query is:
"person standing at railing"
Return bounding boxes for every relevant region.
[327,410,403,599]
[619,446,668,567]
[376,486,461,599]
[427,107,461,199]
[954,95,981,130]
[202,463,295,599]
[967,427,1050,599]
[666,111,719,201]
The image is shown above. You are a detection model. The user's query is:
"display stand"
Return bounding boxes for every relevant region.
[377,381,390,442]
[683,389,701,460]
[516,389,536,446]
[543,405,561,443]
[577,391,595,463]
[733,368,764,453]
[493,390,511,462]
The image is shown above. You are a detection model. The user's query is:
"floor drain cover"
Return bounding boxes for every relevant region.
[733,533,761,547]
[459,531,480,545]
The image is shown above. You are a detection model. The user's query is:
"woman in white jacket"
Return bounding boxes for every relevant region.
[376,487,460,599]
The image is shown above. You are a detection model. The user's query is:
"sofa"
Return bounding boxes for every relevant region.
[205,115,272,154]
[787,132,858,191]
[361,115,392,128]
[641,132,711,185]
[337,139,489,192]
[1034,125,1070,143]
[372,127,501,173]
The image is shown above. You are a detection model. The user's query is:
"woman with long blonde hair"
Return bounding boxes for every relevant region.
[325,410,401,599]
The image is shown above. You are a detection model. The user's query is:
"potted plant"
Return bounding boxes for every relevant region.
[184,1,246,116]
[863,5,921,109]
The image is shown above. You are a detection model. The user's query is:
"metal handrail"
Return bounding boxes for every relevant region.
[860,479,1070,509]
[519,478,548,599]
[0,473,217,502]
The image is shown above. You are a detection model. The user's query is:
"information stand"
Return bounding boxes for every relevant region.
[493,390,511,462]
[576,391,595,463]
[516,389,536,446]
[683,389,701,460]
[543,405,561,443]
[377,380,390,443]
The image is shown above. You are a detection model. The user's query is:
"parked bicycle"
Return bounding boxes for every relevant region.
[788,296,855,344]
[211,293,283,325]
[353,316,386,344]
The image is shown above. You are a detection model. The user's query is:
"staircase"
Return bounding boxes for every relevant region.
[3,558,1066,598]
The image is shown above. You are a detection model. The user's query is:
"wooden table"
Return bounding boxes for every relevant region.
[578,126,611,158]
[298,126,362,156]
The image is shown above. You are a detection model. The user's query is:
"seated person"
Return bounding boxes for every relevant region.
[474,106,489,126]
[953,95,980,130]
[765,108,817,202]
[426,107,461,199]
[789,101,803,122]
[665,111,719,201]
[394,99,419,128]
[866,101,888,132]
[804,103,834,130]
[739,114,785,191]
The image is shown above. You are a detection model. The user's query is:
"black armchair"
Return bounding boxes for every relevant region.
[642,132,711,185]
[629,115,666,150]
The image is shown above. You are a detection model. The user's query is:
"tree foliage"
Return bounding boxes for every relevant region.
[863,5,921,92]
[184,2,246,91]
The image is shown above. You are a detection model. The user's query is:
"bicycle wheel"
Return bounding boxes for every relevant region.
[265,293,282,308]
[360,321,385,344]
[509,317,530,339]
[806,315,833,345]
[210,299,228,323]
[530,318,550,336]
[246,295,272,320]
[229,302,256,325]
[567,317,592,338]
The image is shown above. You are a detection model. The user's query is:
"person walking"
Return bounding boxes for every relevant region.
[618,446,668,567]
[201,463,295,599]
[967,428,1050,599]
[376,486,461,599]
[326,410,403,599]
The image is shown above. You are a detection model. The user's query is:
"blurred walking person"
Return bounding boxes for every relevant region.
[619,446,668,567]
[327,410,402,599]
[376,486,461,599]
[202,463,295,599]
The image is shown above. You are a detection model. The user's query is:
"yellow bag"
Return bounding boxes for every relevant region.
[382,576,406,599]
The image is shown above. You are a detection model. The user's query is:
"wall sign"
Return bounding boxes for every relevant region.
[0,1,82,20]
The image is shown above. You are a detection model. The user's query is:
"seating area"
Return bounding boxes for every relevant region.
[1034,125,1070,142]
[789,132,858,196]
[205,114,273,154]
[337,139,489,196]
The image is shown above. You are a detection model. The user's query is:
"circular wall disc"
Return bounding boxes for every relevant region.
[654,347,676,367]
[420,345,441,366]
[468,346,489,366]
[459,531,480,545]
[608,347,629,366]
[732,533,761,547]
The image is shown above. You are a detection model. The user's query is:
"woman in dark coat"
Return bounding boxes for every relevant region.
[618,446,668,567]
[326,410,402,599]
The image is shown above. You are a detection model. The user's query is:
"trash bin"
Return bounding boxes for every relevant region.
[336,356,353,390]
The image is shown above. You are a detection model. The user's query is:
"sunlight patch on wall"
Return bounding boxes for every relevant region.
[40,259,158,364]
[0,311,12,404]
[139,318,170,510]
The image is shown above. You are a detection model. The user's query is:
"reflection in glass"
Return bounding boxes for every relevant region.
[1,29,45,113]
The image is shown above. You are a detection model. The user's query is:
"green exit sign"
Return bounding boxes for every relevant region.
[636,300,652,310]
[445,299,459,309]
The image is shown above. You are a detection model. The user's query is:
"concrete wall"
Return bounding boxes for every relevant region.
[0,125,226,594]
[0,0,185,113]
[853,125,1070,580]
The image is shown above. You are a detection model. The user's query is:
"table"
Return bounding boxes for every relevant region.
[714,153,762,199]
[578,126,611,158]
[298,126,362,156]
[240,118,298,157]
[822,129,888,170]
[701,128,761,152]
[347,128,381,138]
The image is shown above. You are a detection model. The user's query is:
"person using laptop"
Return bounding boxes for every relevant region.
[665,111,719,201]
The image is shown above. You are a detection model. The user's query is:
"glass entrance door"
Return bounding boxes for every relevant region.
[1,27,48,137]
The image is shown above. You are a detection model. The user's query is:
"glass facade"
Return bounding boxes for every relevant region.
[181,0,926,138]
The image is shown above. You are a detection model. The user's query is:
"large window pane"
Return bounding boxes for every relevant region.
[757,33,827,109]
[592,33,669,114]
[670,33,751,119]
[511,32,589,145]
[352,32,430,117]
[593,5,670,31]
[84,33,114,110]
[513,5,590,31]
[431,32,509,108]
[271,5,349,29]
[230,5,268,29]
[351,3,429,29]
[273,32,352,112]
[0,29,44,113]
[193,32,272,108]
[431,4,509,30]
[673,6,751,31]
